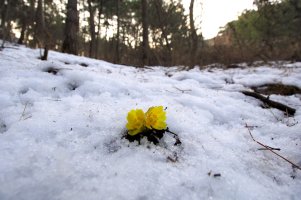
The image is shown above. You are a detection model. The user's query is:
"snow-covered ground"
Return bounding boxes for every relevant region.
[0,44,300,200]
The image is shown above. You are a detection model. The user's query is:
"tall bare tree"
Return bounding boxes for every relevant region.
[62,0,79,55]
[34,0,45,43]
[115,0,120,63]
[95,0,103,58]
[141,0,149,66]
[17,6,28,45]
[1,0,11,48]
[189,0,198,67]
[34,0,49,60]
[87,0,96,58]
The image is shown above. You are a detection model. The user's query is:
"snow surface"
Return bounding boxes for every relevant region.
[0,44,301,200]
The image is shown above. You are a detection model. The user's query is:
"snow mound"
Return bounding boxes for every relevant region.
[0,45,300,200]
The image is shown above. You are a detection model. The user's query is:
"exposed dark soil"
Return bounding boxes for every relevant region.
[43,67,60,75]
[252,83,301,96]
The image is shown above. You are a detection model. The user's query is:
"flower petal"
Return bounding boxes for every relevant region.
[126,109,145,136]
[145,106,167,130]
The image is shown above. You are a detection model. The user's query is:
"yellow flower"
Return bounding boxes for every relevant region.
[126,109,145,136]
[145,106,167,130]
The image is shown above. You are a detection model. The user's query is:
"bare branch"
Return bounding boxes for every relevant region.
[242,91,296,115]
[245,124,301,170]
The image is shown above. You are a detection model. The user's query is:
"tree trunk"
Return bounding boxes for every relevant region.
[1,0,10,48]
[189,0,198,67]
[41,44,48,60]
[115,0,120,63]
[34,0,49,60]
[34,0,45,47]
[18,20,26,45]
[96,0,103,58]
[0,1,5,27]
[62,0,79,55]
[141,0,149,66]
[88,0,96,58]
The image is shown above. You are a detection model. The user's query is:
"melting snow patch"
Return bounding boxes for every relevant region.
[0,45,300,200]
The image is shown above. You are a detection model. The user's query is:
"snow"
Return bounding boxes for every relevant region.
[0,44,301,200]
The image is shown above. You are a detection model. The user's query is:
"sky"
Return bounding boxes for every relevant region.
[182,0,255,39]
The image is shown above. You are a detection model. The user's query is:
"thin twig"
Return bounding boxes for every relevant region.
[166,128,182,146]
[245,124,301,170]
[258,147,281,151]
[46,98,62,101]
[19,103,28,121]
[173,86,192,93]
[23,116,32,120]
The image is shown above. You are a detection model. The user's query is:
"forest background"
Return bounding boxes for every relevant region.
[1,0,300,67]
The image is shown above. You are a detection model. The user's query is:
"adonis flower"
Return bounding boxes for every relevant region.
[145,106,167,130]
[126,109,145,136]
[125,106,180,146]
